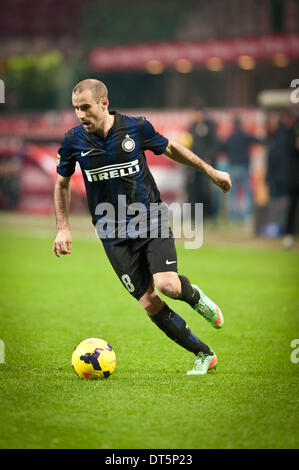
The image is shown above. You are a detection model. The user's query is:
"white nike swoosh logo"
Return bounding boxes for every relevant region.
[81,149,94,157]
[166,260,176,265]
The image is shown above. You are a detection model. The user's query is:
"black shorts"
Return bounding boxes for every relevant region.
[103,236,178,300]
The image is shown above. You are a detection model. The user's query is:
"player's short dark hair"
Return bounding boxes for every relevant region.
[72,79,108,102]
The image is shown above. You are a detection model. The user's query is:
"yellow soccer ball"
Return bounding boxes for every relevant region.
[72,338,116,379]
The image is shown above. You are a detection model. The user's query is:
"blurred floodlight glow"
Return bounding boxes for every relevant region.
[206,57,223,71]
[237,55,256,70]
[146,59,164,74]
[175,58,192,73]
[272,53,289,67]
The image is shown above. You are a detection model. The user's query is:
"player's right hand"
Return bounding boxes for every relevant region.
[52,229,72,257]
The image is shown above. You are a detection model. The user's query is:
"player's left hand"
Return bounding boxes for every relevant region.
[210,169,232,193]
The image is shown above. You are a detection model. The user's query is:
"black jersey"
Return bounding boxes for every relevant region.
[57,112,169,244]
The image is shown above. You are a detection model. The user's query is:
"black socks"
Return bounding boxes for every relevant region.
[175,275,200,307]
[149,303,213,356]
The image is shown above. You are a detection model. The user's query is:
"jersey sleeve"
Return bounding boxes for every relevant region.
[57,132,76,177]
[142,118,169,155]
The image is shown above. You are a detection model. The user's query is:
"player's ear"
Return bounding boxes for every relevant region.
[100,97,109,110]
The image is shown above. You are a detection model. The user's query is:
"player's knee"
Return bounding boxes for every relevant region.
[139,288,164,316]
[154,273,181,298]
[158,282,181,298]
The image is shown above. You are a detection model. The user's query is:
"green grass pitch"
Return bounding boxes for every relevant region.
[0,218,298,449]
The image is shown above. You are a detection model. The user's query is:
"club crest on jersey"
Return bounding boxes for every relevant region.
[56,153,61,167]
[122,134,135,152]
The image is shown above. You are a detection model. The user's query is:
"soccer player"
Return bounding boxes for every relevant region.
[53,79,232,376]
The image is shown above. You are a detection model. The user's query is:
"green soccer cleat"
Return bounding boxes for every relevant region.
[192,285,224,329]
[186,352,217,376]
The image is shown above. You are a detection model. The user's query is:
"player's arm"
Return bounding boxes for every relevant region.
[164,139,232,193]
[52,174,72,257]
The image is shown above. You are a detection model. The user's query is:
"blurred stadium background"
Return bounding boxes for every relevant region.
[0,0,298,238]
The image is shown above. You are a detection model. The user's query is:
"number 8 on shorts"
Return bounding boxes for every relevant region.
[121,274,135,293]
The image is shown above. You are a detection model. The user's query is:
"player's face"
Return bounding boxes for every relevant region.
[72,89,108,133]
